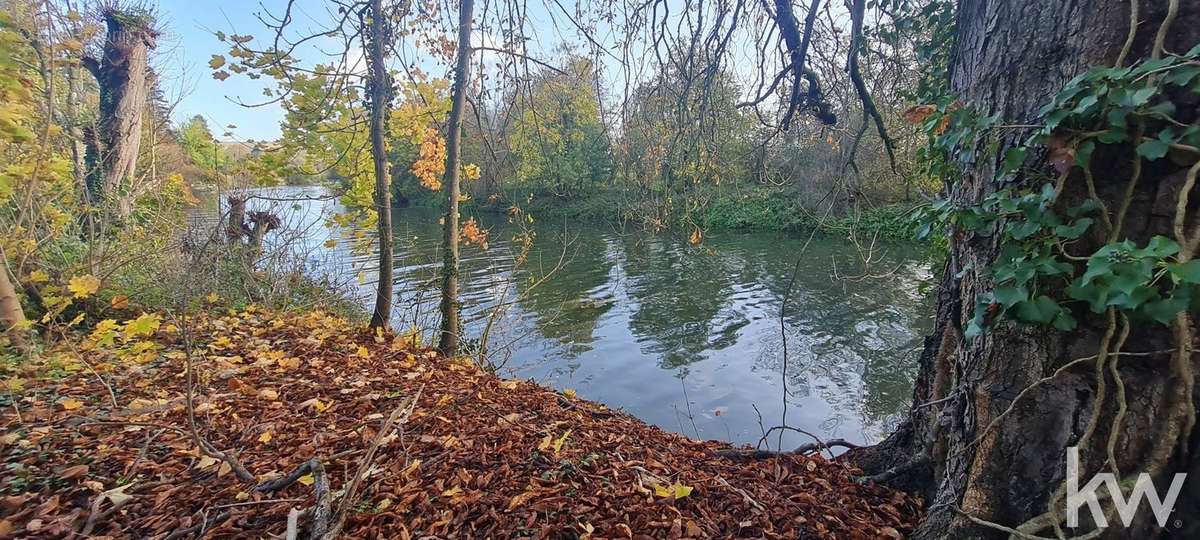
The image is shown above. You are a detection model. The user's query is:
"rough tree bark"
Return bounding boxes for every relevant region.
[853,1,1200,539]
[82,8,156,221]
[437,0,475,356]
[366,0,394,329]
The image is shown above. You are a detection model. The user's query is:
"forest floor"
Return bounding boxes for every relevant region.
[0,307,921,539]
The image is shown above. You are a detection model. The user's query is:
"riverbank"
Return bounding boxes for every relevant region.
[0,307,921,538]
[400,185,923,241]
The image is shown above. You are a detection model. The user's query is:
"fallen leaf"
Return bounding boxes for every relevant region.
[60,398,83,411]
[59,464,89,480]
[298,474,314,486]
[259,431,273,443]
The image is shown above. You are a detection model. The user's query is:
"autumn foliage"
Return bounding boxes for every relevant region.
[1,307,920,538]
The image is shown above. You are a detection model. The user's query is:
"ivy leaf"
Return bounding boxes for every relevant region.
[1130,86,1156,106]
[1009,221,1041,240]
[993,284,1029,308]
[1142,297,1187,324]
[1075,140,1096,168]
[1167,261,1200,284]
[1052,312,1077,331]
[1134,236,1180,258]
[1053,218,1093,240]
[1014,295,1062,324]
[1136,139,1169,160]
[1001,147,1027,174]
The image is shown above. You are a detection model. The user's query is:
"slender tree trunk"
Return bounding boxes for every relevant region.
[855,2,1200,538]
[366,0,394,329]
[82,9,156,221]
[437,0,475,356]
[0,255,26,349]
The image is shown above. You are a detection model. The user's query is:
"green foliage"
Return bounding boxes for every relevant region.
[508,57,611,198]
[916,47,1200,337]
[177,115,232,181]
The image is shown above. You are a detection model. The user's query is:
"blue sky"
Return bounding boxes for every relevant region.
[156,0,293,141]
[155,0,584,142]
[153,0,773,143]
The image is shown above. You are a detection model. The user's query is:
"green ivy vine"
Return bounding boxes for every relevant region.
[914,44,1200,338]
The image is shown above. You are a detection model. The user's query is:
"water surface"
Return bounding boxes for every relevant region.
[227,186,935,450]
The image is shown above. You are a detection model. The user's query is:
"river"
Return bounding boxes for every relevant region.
[223,185,935,450]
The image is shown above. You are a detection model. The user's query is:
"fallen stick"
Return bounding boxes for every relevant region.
[713,438,859,460]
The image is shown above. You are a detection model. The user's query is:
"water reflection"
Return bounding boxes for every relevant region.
[225,186,934,449]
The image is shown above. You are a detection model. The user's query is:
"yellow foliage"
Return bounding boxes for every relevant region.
[460,217,489,250]
[67,275,100,299]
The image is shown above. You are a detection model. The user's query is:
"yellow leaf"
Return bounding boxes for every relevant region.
[29,270,48,283]
[550,430,571,455]
[235,491,250,501]
[60,398,83,410]
[298,398,329,413]
[206,292,220,304]
[652,482,694,499]
[110,295,129,309]
[323,239,337,248]
[297,473,314,486]
[67,275,100,299]
[277,357,300,369]
[123,313,161,338]
[259,431,273,443]
[562,388,577,399]
[441,486,462,497]
[355,346,370,358]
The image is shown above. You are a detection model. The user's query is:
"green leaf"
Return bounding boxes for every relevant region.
[1142,297,1187,325]
[993,285,1029,308]
[1054,218,1093,240]
[1136,139,1169,160]
[1168,261,1200,284]
[1135,236,1180,258]
[1014,295,1061,324]
[1009,221,1042,240]
[1075,140,1096,168]
[1053,312,1078,331]
[1001,147,1027,174]
[1130,86,1156,106]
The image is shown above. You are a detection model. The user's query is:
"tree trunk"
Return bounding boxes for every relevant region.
[82,9,156,221]
[855,1,1200,538]
[366,0,394,330]
[437,0,475,356]
[0,255,27,349]
[226,195,247,244]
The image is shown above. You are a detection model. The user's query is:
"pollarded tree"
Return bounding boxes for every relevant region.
[213,0,412,329]
[81,6,157,220]
[854,1,1200,538]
